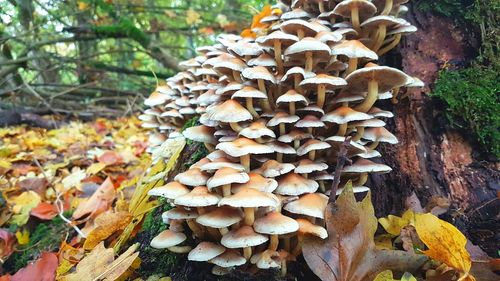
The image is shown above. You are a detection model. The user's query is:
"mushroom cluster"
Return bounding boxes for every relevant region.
[143,0,421,276]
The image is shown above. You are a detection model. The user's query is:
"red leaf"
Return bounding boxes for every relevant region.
[0,274,11,281]
[0,229,15,260]
[72,177,116,220]
[92,120,108,134]
[11,252,58,281]
[30,202,58,220]
[97,151,123,166]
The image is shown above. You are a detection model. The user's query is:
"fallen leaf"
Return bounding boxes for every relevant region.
[83,211,132,250]
[60,242,139,281]
[374,270,417,281]
[15,229,30,245]
[0,229,15,260]
[97,151,123,166]
[11,252,58,281]
[72,177,116,220]
[414,213,475,281]
[9,191,42,226]
[379,210,415,236]
[31,202,59,220]
[18,177,49,195]
[86,162,106,175]
[302,183,427,281]
[62,167,86,190]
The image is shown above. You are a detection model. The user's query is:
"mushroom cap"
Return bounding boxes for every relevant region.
[256,30,299,47]
[295,115,325,129]
[207,99,253,123]
[160,109,183,119]
[219,187,279,208]
[281,8,313,20]
[254,160,296,178]
[216,138,275,157]
[343,159,392,173]
[174,186,222,207]
[368,107,394,118]
[211,265,231,276]
[150,230,186,249]
[210,250,247,267]
[297,139,331,156]
[333,0,377,20]
[346,64,412,93]
[239,120,276,139]
[248,53,277,67]
[276,173,319,195]
[250,250,281,269]
[214,57,246,75]
[362,127,398,144]
[183,125,217,144]
[241,66,276,83]
[267,112,300,126]
[300,74,347,89]
[174,168,209,186]
[331,40,378,60]
[321,106,372,124]
[196,206,244,228]
[188,242,226,262]
[218,82,244,96]
[350,118,386,128]
[266,141,296,155]
[280,19,324,37]
[221,225,269,248]
[207,167,250,189]
[360,15,403,30]
[228,41,263,57]
[147,182,190,199]
[315,30,342,44]
[254,212,299,235]
[278,129,313,143]
[296,218,328,239]
[145,91,170,107]
[406,77,425,88]
[324,136,367,155]
[276,89,309,104]
[232,172,278,193]
[281,66,314,82]
[284,193,328,219]
[386,24,417,36]
[199,157,245,172]
[164,207,199,220]
[232,86,267,99]
[284,37,331,59]
[294,159,329,174]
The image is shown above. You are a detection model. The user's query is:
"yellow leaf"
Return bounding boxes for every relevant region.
[9,191,41,226]
[15,229,30,245]
[77,1,89,11]
[186,8,201,25]
[374,270,417,281]
[62,167,86,190]
[83,211,132,250]
[86,162,106,175]
[379,210,415,236]
[0,158,12,169]
[414,213,474,280]
[56,259,74,277]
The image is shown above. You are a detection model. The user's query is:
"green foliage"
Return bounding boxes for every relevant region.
[431,67,500,157]
[3,212,74,273]
[91,18,151,48]
[416,0,468,18]
[181,116,200,132]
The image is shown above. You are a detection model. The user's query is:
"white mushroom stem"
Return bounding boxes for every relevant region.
[277,152,284,163]
[318,1,325,12]
[319,180,326,192]
[317,84,327,108]
[289,102,296,115]
[352,126,365,141]
[168,246,192,253]
[372,24,388,52]
[308,150,316,161]
[219,227,229,235]
[368,140,380,150]
[230,122,244,132]
[292,234,304,257]
[305,52,313,72]
[378,34,402,56]
[243,207,255,226]
[233,70,242,83]
[269,235,279,251]
[246,97,259,119]
[391,86,401,104]
[241,154,251,172]
[351,6,361,33]
[354,79,378,112]
[279,123,286,136]
[382,0,394,15]
[336,123,348,136]
[293,140,300,150]
[243,247,252,260]
[257,79,269,99]
[346,57,358,76]
[281,260,288,277]
[355,172,368,186]
[274,40,284,74]
[186,219,205,238]
[261,98,273,113]
[222,184,232,197]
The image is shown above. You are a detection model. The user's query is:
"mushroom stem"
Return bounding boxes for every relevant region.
[319,180,326,192]
[293,139,300,150]
[351,6,361,33]
[207,227,221,240]
[230,122,244,132]
[305,52,313,72]
[269,234,279,251]
[372,25,388,52]
[186,219,205,238]
[355,172,368,186]
[391,86,401,104]
[204,143,215,152]
[368,140,380,150]
[274,40,284,74]
[243,207,255,226]
[378,34,401,56]
[232,70,242,83]
[219,227,229,235]
[336,123,347,136]
[258,79,273,106]
[382,0,394,15]
[294,75,302,94]
[240,154,251,172]
[168,246,192,253]
[292,234,304,257]
[261,98,273,113]
[308,150,316,161]
[283,237,291,251]
[222,184,231,197]
[281,260,288,277]
[277,152,284,163]
[246,97,259,119]
[243,247,252,260]
[346,57,358,76]
[317,84,327,108]
[354,79,378,112]
[289,102,296,115]
[352,126,365,141]
[279,123,286,136]
[297,28,305,39]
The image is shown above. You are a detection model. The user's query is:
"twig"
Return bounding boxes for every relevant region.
[328,136,352,204]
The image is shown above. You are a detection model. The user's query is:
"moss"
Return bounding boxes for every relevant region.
[184,142,209,169]
[3,211,74,273]
[431,67,500,158]
[416,0,471,19]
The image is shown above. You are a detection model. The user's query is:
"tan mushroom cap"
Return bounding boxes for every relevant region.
[321,106,372,124]
[174,186,222,207]
[207,99,253,123]
[250,250,281,269]
[281,66,313,83]
[296,218,328,239]
[210,249,247,267]
[278,130,313,143]
[150,230,187,249]
[324,136,367,155]
[281,8,313,20]
[254,212,299,235]
[221,225,269,249]
[196,206,244,228]
[239,121,276,139]
[346,64,412,93]
[145,91,170,107]
[368,107,394,118]
[216,137,274,158]
[248,53,277,67]
[199,157,245,172]
[360,15,403,30]
[267,112,300,126]
[333,0,377,20]
[343,159,392,173]
[363,127,398,144]
[284,37,331,59]
[284,193,328,219]
[183,125,217,144]
[174,168,209,186]
[331,40,378,60]
[315,30,342,44]
[295,115,325,129]
[276,173,319,195]
[350,118,386,128]
[254,159,296,178]
[256,30,299,47]
[232,86,267,99]
[294,159,328,174]
[232,172,278,193]
[276,89,309,104]
[267,141,296,155]
[207,167,250,190]
[147,182,190,199]
[214,58,246,74]
[280,19,324,37]
[188,242,226,262]
[228,41,263,57]
[300,74,348,89]
[297,139,331,156]
[241,66,276,83]
[219,187,279,208]
[164,207,198,220]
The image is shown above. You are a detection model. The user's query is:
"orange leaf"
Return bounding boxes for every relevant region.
[31,202,59,220]
[83,211,132,250]
[97,151,123,166]
[11,252,58,281]
[72,177,116,220]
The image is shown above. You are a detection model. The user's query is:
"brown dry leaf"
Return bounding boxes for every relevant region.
[414,213,476,281]
[302,183,427,281]
[60,242,139,281]
[83,211,132,250]
[73,177,116,220]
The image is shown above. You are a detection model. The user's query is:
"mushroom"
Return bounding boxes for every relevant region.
[213,57,246,83]
[292,218,328,257]
[284,37,331,72]
[378,24,416,56]
[241,66,276,106]
[342,158,392,185]
[254,159,296,178]
[373,0,409,16]
[257,31,299,74]
[253,212,299,251]
[360,15,404,52]
[209,249,247,268]
[207,167,250,197]
[300,74,347,108]
[196,206,244,235]
[361,126,398,149]
[221,225,268,260]
[284,193,328,222]
[207,99,253,132]
[174,168,209,187]
[267,111,300,136]
[295,115,325,135]
[276,89,309,115]
[275,173,319,196]
[232,172,278,193]
[349,118,386,141]
[331,40,378,75]
[164,207,205,239]
[239,120,276,142]
[188,241,226,262]
[216,137,274,172]
[296,138,331,161]
[183,125,217,151]
[281,67,314,95]
[147,182,190,200]
[232,86,273,118]
[150,229,191,253]
[332,0,377,33]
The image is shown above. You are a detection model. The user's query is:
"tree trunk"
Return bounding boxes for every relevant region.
[368,4,499,257]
